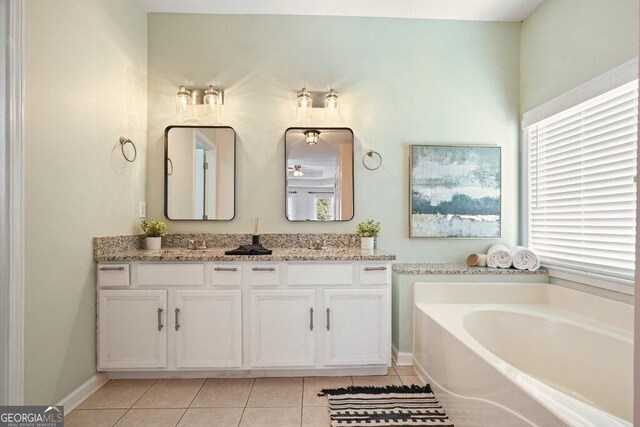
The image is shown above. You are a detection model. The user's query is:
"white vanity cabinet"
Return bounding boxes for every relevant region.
[249,290,316,367]
[174,290,242,368]
[98,290,167,369]
[96,260,391,376]
[324,289,389,365]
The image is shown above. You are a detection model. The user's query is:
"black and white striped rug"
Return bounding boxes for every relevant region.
[318,384,453,426]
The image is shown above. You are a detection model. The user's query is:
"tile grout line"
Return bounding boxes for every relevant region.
[237,378,257,427]
[67,407,130,427]
[300,377,305,427]
[112,379,158,426]
[174,378,208,427]
[110,408,130,427]
[98,376,359,426]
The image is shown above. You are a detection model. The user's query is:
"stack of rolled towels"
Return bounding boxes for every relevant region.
[466,244,540,271]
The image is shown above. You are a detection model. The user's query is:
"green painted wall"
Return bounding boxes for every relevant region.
[521,0,639,112]
[146,14,522,262]
[550,277,634,305]
[24,0,147,404]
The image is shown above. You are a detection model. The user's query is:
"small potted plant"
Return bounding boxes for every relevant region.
[356,219,381,250]
[141,219,167,250]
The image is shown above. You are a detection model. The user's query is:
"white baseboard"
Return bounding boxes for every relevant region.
[107,366,387,380]
[57,373,109,413]
[392,344,413,366]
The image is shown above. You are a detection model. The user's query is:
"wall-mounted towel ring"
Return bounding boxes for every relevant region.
[167,158,174,176]
[363,149,382,170]
[119,136,137,162]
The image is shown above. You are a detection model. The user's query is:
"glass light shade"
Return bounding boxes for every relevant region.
[324,89,339,109]
[304,130,320,145]
[297,88,313,109]
[176,85,191,114]
[203,85,221,114]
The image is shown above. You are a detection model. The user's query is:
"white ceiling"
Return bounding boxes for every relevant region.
[137,0,545,22]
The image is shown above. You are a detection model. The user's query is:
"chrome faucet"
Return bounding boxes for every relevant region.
[310,239,326,250]
[188,239,207,250]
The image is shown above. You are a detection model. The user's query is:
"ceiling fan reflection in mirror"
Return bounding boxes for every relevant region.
[287,165,321,177]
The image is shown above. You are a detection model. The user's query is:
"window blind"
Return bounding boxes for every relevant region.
[526,80,638,284]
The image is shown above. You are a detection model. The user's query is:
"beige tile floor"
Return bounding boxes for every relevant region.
[66,365,422,427]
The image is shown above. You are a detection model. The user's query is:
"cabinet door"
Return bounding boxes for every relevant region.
[175,290,242,368]
[324,289,389,366]
[98,290,167,369]
[250,290,316,367]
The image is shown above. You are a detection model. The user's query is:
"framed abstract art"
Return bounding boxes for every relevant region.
[410,144,501,238]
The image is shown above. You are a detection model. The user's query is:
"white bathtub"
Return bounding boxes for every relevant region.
[413,282,633,427]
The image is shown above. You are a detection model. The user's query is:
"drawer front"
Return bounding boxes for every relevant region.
[359,264,390,285]
[137,263,205,286]
[97,264,130,287]
[288,263,352,286]
[212,264,242,286]
[248,264,280,286]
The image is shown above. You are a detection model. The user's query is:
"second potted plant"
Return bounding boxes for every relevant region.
[141,220,168,250]
[356,219,381,250]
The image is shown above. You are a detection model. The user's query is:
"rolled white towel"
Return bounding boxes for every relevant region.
[466,253,488,267]
[510,246,540,271]
[487,244,512,269]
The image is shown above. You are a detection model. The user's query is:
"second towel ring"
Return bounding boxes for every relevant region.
[363,149,382,170]
[119,137,137,162]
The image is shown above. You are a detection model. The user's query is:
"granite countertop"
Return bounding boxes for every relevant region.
[95,247,396,262]
[392,263,548,275]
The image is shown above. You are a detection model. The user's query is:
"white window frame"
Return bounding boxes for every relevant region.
[521,58,638,295]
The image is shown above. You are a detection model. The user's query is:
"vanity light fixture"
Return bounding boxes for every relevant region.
[324,89,339,109]
[203,85,222,113]
[293,165,304,177]
[175,85,192,114]
[175,84,224,116]
[297,88,313,109]
[304,130,320,145]
[296,88,340,119]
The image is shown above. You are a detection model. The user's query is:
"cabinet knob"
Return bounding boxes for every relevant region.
[99,266,125,271]
[326,308,331,331]
[364,266,387,271]
[175,308,180,331]
[309,308,314,331]
[252,267,275,272]
[214,267,238,272]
